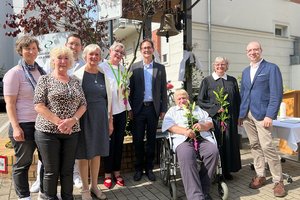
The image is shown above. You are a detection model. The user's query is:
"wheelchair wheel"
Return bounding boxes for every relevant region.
[218,181,229,200]
[169,176,177,200]
[160,139,170,185]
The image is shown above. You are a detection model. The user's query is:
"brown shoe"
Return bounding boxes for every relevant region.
[249,176,266,189]
[273,181,286,197]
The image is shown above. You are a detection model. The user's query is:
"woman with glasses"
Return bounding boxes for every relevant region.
[198,56,241,180]
[3,35,46,200]
[100,42,131,189]
[74,44,112,200]
[34,46,87,200]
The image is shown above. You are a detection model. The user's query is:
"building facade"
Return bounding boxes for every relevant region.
[161,0,300,91]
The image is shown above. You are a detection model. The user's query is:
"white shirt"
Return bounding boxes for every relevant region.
[162,105,214,152]
[99,61,131,115]
[250,58,263,83]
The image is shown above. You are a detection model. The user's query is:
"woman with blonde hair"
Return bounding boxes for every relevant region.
[34,46,87,199]
[74,44,113,200]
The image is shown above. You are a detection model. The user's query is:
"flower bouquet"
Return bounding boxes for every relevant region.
[213,87,230,144]
[119,68,132,108]
[183,101,201,151]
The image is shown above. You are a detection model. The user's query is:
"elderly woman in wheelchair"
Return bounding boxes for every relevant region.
[162,89,219,200]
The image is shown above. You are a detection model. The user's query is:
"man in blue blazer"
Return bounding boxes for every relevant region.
[129,39,168,181]
[239,41,286,197]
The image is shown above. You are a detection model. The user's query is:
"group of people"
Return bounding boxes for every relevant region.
[161,41,286,199]
[3,34,286,200]
[3,35,167,200]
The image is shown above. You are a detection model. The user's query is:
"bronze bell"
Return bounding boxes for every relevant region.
[157,13,179,40]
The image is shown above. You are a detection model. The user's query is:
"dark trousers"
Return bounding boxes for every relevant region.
[176,140,219,200]
[38,151,44,193]
[9,122,36,199]
[35,131,79,200]
[132,104,159,172]
[103,111,127,173]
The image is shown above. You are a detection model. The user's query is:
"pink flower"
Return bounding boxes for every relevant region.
[123,98,128,106]
[194,139,198,151]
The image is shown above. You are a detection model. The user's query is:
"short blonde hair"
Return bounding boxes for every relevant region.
[174,89,189,100]
[15,35,41,56]
[82,44,102,62]
[49,46,74,69]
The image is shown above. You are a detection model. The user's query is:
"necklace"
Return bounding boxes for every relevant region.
[94,73,98,84]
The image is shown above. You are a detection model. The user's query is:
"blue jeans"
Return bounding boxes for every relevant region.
[35,130,79,200]
[9,122,37,199]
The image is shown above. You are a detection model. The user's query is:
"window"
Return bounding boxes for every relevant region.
[275,24,288,37]
[162,54,168,63]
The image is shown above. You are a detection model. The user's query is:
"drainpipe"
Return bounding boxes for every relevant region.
[208,0,212,74]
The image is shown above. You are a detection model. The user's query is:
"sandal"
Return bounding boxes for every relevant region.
[81,189,92,200]
[90,187,107,200]
[114,175,125,186]
[103,177,112,189]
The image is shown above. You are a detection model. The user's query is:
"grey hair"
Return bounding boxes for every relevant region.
[212,56,229,71]
[110,41,125,51]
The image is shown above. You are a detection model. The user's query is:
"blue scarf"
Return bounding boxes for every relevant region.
[18,59,46,90]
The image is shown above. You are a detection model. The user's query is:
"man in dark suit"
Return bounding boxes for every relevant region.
[239,41,286,197]
[129,38,168,181]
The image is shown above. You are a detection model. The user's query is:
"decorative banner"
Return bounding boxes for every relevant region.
[98,0,122,21]
[35,32,70,67]
[0,155,8,174]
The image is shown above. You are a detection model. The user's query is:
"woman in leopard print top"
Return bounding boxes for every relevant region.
[34,46,87,200]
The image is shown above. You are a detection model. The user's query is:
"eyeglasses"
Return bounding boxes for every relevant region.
[246,48,261,53]
[67,42,81,47]
[141,46,153,50]
[114,49,125,56]
[215,63,227,67]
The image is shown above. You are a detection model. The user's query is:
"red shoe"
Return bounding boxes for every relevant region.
[114,175,125,186]
[103,177,112,189]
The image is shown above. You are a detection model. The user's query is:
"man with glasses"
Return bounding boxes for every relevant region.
[129,38,168,181]
[239,41,286,197]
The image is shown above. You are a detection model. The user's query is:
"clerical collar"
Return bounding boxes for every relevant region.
[212,72,227,80]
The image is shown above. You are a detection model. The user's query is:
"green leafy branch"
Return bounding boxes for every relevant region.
[213,87,230,133]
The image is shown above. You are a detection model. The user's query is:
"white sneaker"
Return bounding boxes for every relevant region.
[18,197,31,200]
[73,177,83,189]
[57,193,62,200]
[30,179,40,193]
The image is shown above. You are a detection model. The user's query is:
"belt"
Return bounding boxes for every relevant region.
[143,101,153,106]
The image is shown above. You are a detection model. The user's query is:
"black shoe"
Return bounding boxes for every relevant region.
[224,173,233,180]
[133,171,143,181]
[146,170,156,181]
[204,193,213,200]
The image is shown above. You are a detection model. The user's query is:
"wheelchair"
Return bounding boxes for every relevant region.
[159,131,229,200]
